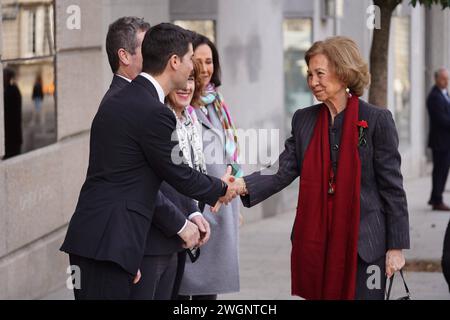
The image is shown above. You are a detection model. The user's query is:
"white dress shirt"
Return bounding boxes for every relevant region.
[441,88,450,103]
[116,74,132,83]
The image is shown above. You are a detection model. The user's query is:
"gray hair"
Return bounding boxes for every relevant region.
[106,16,151,73]
[434,67,449,80]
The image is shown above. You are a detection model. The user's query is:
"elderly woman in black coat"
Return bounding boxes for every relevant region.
[231,36,410,300]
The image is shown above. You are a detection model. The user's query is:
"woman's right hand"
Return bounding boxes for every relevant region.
[386,249,406,278]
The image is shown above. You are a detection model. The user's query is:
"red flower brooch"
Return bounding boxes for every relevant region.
[357,120,368,147]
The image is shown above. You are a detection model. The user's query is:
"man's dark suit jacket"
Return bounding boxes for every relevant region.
[427,85,450,151]
[100,75,195,255]
[146,182,199,255]
[60,75,224,274]
[242,99,410,263]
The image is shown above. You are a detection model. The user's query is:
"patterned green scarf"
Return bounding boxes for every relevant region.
[201,83,243,177]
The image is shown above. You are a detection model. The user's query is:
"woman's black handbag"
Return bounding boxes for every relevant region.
[385,270,411,300]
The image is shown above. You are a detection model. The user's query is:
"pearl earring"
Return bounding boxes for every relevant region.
[346,88,352,97]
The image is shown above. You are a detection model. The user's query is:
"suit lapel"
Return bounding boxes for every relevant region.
[441,89,450,104]
[358,99,369,161]
[432,86,450,105]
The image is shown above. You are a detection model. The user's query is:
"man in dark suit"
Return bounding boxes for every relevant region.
[101,16,210,300]
[427,68,450,211]
[60,23,236,300]
[428,69,450,290]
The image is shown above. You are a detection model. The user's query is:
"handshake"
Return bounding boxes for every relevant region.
[211,165,248,213]
[179,166,247,249]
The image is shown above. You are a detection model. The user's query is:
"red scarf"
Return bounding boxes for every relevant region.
[291,95,361,300]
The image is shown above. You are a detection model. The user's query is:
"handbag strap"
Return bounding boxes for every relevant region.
[386,270,410,300]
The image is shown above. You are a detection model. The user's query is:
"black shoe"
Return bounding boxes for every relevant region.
[432,203,450,211]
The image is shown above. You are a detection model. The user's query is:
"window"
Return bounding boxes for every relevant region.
[283,18,313,120]
[391,16,411,145]
[1,0,56,159]
[173,19,216,43]
[320,0,343,20]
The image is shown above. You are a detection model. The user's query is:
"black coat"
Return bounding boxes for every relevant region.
[427,85,450,151]
[3,83,23,156]
[242,99,410,263]
[99,75,196,255]
[61,75,224,274]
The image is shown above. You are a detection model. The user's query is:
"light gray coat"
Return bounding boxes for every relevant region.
[178,105,240,295]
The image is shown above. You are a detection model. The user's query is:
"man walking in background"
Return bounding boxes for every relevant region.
[427,67,450,211]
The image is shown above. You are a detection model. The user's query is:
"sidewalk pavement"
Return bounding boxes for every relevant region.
[44,175,450,300]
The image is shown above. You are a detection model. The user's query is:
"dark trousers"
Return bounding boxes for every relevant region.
[130,253,178,300]
[355,254,387,300]
[430,149,450,205]
[69,254,134,300]
[171,251,187,300]
[442,218,450,292]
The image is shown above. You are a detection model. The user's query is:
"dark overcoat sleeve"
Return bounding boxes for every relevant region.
[373,109,410,250]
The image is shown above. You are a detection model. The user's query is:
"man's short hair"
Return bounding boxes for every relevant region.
[142,23,194,76]
[106,17,150,73]
[435,67,449,80]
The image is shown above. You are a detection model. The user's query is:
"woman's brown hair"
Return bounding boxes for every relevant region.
[190,59,204,107]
